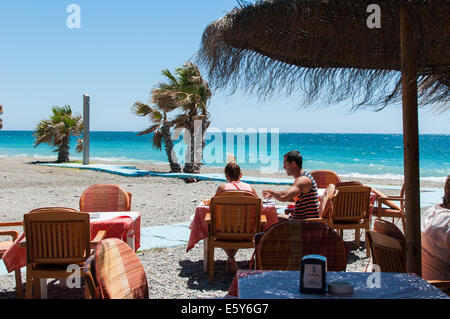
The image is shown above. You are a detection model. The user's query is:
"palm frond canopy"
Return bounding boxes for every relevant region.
[197,0,449,109]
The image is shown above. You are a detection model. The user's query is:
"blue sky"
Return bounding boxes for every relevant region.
[0,0,448,134]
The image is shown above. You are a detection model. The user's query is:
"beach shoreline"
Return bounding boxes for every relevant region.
[0,155,444,299]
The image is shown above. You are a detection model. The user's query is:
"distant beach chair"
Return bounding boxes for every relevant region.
[84,238,149,299]
[0,220,24,298]
[310,169,341,188]
[373,183,406,233]
[253,221,347,271]
[79,184,132,212]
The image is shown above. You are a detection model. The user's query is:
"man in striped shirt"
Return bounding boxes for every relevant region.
[262,151,319,221]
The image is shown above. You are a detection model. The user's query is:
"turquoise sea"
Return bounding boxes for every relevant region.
[0,131,448,182]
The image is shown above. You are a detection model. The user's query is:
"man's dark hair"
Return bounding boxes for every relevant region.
[284,151,303,169]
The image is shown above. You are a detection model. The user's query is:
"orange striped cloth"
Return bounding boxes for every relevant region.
[291,171,319,219]
[95,238,148,299]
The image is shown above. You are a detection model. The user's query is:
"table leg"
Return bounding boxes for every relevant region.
[203,238,208,273]
[225,249,238,273]
[126,229,135,251]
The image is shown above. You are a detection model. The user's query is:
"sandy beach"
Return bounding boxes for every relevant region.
[0,156,444,299]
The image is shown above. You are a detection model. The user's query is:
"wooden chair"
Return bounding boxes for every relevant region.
[79,184,132,212]
[23,208,105,299]
[0,221,24,298]
[373,183,406,234]
[255,221,347,271]
[309,170,341,188]
[328,185,372,255]
[83,238,149,299]
[367,219,450,295]
[205,195,265,283]
[366,219,406,273]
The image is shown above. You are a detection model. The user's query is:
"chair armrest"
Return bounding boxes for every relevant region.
[378,196,405,202]
[204,213,211,224]
[0,230,19,241]
[90,230,107,249]
[305,217,328,224]
[0,222,23,227]
[260,215,267,226]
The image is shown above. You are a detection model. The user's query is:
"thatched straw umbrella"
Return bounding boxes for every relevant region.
[197,0,450,276]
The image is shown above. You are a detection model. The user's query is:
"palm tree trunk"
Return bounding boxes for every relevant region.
[183,118,209,174]
[57,136,70,163]
[161,123,181,173]
[183,119,197,174]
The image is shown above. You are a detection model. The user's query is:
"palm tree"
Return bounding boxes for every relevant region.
[134,62,211,173]
[0,105,3,130]
[160,62,212,173]
[34,105,83,163]
[132,101,182,172]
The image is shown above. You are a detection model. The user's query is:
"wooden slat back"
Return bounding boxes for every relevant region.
[24,209,91,264]
[256,221,347,271]
[210,195,261,240]
[310,170,341,188]
[80,184,131,212]
[366,230,406,272]
[332,185,371,222]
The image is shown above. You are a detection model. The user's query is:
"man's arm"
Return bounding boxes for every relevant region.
[262,176,312,202]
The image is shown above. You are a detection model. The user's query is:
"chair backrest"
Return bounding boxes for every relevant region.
[335,181,362,187]
[92,238,149,299]
[309,170,341,188]
[24,208,91,265]
[331,185,371,222]
[210,195,262,241]
[366,230,406,273]
[318,184,338,218]
[215,190,258,198]
[80,184,131,212]
[256,221,347,271]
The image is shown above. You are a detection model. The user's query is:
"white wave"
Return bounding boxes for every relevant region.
[340,172,446,183]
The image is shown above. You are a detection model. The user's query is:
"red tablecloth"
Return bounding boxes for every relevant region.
[186,203,278,252]
[2,214,141,273]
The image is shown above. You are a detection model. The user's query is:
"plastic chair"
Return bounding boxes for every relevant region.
[23,208,105,299]
[0,221,24,298]
[373,183,406,233]
[328,185,372,255]
[255,221,347,271]
[310,170,341,188]
[205,195,265,283]
[83,238,149,299]
[79,184,132,212]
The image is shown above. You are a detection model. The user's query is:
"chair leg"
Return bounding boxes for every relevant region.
[355,229,360,248]
[14,269,23,299]
[208,245,215,284]
[25,269,33,299]
[34,277,42,299]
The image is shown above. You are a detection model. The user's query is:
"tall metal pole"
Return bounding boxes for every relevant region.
[83,94,90,165]
[400,7,421,276]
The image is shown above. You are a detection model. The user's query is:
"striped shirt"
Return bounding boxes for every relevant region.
[291,171,319,220]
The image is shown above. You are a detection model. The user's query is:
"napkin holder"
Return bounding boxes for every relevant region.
[300,254,327,295]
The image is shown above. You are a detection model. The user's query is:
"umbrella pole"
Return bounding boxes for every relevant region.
[400,6,421,276]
